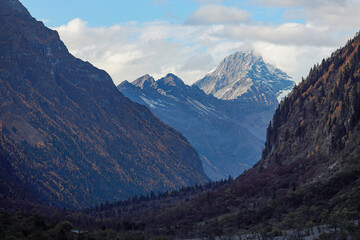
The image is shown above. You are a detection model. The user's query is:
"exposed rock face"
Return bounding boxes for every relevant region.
[119,73,274,180]
[195,50,294,106]
[129,32,360,238]
[119,52,294,181]
[0,0,208,208]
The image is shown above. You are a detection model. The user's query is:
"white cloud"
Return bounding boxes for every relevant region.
[253,42,336,81]
[258,0,360,31]
[186,5,250,25]
[55,19,220,84]
[54,0,360,87]
[180,53,215,71]
[221,23,336,47]
[302,3,360,30]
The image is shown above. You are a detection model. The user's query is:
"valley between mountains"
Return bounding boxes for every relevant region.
[1,0,360,239]
[118,52,294,180]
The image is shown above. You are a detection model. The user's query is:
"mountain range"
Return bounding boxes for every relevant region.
[3,0,360,239]
[119,52,294,180]
[124,31,360,238]
[195,50,294,105]
[0,0,208,208]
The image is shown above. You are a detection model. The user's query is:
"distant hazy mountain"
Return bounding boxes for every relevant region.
[0,0,208,208]
[119,74,274,180]
[195,50,294,106]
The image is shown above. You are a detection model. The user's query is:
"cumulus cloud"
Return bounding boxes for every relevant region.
[220,23,337,47]
[54,1,360,86]
[301,3,360,29]
[258,0,360,31]
[55,19,222,84]
[253,42,336,81]
[186,5,250,25]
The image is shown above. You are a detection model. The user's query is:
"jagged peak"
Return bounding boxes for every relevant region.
[131,74,155,89]
[208,49,266,79]
[225,49,262,63]
[194,49,294,104]
[157,73,186,87]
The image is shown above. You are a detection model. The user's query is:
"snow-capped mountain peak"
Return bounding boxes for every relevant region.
[194,50,294,106]
[118,73,275,180]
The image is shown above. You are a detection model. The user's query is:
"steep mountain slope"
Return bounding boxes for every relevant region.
[123,33,360,238]
[119,74,274,180]
[0,0,208,208]
[195,50,294,106]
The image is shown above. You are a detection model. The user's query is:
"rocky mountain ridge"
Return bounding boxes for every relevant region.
[119,73,274,180]
[119,32,360,238]
[195,50,294,106]
[0,0,208,208]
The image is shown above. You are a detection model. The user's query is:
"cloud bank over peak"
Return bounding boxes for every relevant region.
[54,1,359,86]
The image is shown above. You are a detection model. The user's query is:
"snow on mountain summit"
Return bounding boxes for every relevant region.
[194,50,295,106]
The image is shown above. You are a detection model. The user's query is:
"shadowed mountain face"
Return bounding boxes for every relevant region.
[257,36,360,177]
[0,0,208,208]
[127,33,360,237]
[119,73,275,180]
[195,50,294,106]
[119,52,294,181]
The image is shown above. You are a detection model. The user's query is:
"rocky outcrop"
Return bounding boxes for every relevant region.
[195,50,294,106]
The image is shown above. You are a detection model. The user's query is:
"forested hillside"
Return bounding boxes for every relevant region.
[115,32,360,238]
[0,0,208,209]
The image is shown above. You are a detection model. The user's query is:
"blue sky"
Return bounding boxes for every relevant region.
[20,0,360,85]
[21,0,197,27]
[22,0,295,27]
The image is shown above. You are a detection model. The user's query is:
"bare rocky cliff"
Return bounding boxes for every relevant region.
[195,50,294,106]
